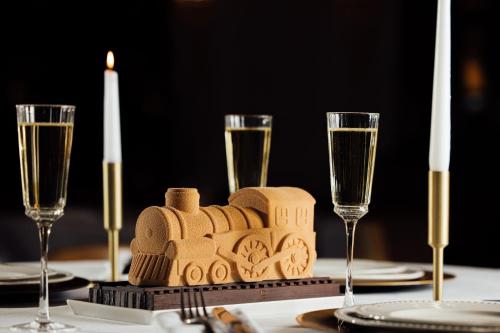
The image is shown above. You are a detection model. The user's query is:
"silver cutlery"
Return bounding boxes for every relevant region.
[180,287,220,333]
[212,307,263,333]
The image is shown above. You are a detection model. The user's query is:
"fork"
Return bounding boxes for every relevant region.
[180,287,216,333]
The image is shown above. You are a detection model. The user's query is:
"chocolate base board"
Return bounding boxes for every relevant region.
[89,277,340,310]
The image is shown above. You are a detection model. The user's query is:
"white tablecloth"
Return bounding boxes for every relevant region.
[1,259,500,332]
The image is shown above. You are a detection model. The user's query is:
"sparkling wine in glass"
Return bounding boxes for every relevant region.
[327,112,379,307]
[225,114,272,194]
[14,104,75,332]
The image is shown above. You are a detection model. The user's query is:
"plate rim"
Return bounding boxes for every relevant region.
[0,276,90,295]
[296,308,338,332]
[0,264,59,281]
[315,259,411,275]
[355,299,500,319]
[0,271,74,285]
[331,270,455,287]
[335,301,500,332]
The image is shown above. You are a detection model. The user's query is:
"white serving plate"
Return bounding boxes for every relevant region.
[0,267,74,285]
[0,263,58,281]
[314,258,425,281]
[68,296,344,325]
[336,300,500,332]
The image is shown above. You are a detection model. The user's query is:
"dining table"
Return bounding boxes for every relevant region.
[1,258,499,333]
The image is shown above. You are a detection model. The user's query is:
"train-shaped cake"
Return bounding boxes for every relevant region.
[128,187,316,286]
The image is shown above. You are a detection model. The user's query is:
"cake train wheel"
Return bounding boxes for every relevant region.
[210,260,231,284]
[236,235,271,282]
[279,234,312,279]
[184,263,204,285]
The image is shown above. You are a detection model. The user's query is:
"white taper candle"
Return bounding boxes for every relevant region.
[429,0,451,171]
[104,51,122,163]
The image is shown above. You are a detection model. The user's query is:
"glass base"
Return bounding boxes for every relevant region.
[11,320,75,332]
[343,293,355,307]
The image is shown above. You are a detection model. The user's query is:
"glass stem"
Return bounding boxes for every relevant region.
[344,219,357,307]
[37,221,52,324]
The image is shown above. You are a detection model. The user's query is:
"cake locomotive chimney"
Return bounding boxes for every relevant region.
[165,188,200,214]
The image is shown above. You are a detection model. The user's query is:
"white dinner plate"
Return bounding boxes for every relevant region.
[0,273,74,285]
[314,259,425,281]
[0,264,74,286]
[0,263,58,281]
[335,300,500,332]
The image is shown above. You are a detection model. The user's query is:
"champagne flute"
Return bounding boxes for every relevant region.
[13,105,75,332]
[224,114,272,194]
[327,112,379,307]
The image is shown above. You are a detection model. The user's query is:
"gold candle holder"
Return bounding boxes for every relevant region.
[103,162,123,281]
[428,171,449,301]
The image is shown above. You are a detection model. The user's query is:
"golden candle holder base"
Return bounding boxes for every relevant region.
[103,162,123,282]
[428,170,449,301]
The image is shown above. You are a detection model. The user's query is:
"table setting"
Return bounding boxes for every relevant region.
[3,0,500,332]
[1,260,499,333]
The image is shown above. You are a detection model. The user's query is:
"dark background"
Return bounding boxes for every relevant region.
[0,0,498,267]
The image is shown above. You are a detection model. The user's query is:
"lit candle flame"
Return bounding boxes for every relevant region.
[106,51,115,70]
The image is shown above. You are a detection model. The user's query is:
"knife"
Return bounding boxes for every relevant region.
[212,307,261,333]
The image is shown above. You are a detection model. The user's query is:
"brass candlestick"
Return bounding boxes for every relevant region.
[103,162,122,281]
[428,171,449,301]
